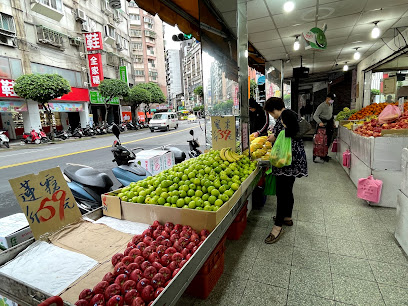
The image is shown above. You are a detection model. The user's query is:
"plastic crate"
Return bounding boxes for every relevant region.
[186,235,227,299]
[227,202,248,240]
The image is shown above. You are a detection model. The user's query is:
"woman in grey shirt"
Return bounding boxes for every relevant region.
[313,93,336,161]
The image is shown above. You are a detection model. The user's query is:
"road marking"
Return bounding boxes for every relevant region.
[0,125,199,170]
[0,147,59,158]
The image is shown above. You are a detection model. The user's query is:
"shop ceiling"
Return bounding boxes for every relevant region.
[211,0,408,78]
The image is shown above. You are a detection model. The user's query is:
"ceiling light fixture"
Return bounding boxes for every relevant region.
[371,21,380,39]
[353,47,361,60]
[293,36,300,51]
[343,62,349,71]
[283,1,295,13]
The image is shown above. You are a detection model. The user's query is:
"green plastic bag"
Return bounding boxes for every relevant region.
[270,130,292,168]
[264,169,276,196]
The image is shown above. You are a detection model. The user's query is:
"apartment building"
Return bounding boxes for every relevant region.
[0,0,134,138]
[181,39,202,110]
[165,49,183,110]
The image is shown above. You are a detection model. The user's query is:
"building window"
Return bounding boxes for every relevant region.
[36,25,64,48]
[148,59,155,68]
[128,1,138,7]
[102,0,112,12]
[144,30,156,38]
[144,23,153,29]
[0,56,23,79]
[105,24,115,39]
[123,39,129,50]
[31,62,82,87]
[131,42,143,50]
[143,17,153,24]
[135,69,144,76]
[130,29,141,37]
[134,56,143,63]
[129,14,140,21]
[147,46,154,55]
[38,0,63,12]
[0,13,15,34]
[86,17,98,32]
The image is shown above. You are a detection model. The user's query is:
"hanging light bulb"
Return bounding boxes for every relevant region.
[293,36,300,51]
[371,22,380,39]
[244,50,248,58]
[343,62,349,71]
[283,1,295,12]
[353,47,361,60]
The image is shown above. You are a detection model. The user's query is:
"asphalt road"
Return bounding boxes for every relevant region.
[0,120,205,218]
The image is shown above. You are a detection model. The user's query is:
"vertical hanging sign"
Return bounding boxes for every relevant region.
[88,54,104,87]
[119,66,128,83]
[84,32,103,51]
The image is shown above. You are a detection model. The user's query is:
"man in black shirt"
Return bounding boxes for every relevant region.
[249,98,270,137]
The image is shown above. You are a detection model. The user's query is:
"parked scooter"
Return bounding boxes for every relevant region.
[71,126,83,138]
[126,122,137,130]
[39,129,49,143]
[187,129,202,158]
[55,130,69,140]
[0,131,10,148]
[83,125,95,137]
[23,130,41,144]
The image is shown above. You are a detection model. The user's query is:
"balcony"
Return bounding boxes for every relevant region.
[31,0,64,21]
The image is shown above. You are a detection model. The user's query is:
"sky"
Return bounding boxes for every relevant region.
[163,23,182,50]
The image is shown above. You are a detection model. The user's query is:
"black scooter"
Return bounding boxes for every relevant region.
[187,129,202,158]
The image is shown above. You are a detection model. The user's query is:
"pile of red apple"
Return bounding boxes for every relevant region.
[75,221,209,306]
[354,112,408,137]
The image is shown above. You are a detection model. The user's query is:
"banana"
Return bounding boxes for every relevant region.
[230,151,242,160]
[225,149,236,163]
[219,148,227,161]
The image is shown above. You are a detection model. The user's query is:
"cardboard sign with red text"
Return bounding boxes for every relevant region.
[9,167,81,239]
[211,116,236,151]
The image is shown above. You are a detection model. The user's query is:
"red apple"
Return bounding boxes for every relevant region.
[161,239,172,248]
[79,288,93,302]
[164,247,177,257]
[107,295,124,306]
[152,261,163,271]
[156,245,167,256]
[90,294,105,305]
[149,252,160,263]
[122,256,134,266]
[141,261,152,271]
[170,233,180,243]
[124,289,140,305]
[143,236,154,246]
[127,263,140,272]
[114,274,128,287]
[143,266,157,279]
[75,300,88,306]
[132,235,143,245]
[151,273,165,289]
[152,220,161,229]
[103,272,115,284]
[122,279,137,293]
[172,252,183,264]
[172,268,181,278]
[156,236,165,244]
[182,225,193,234]
[159,267,171,281]
[173,241,183,252]
[179,237,189,248]
[161,231,170,239]
[190,234,200,243]
[142,229,153,237]
[136,278,151,293]
[157,225,165,232]
[186,253,192,260]
[179,260,187,268]
[127,242,136,248]
[129,269,143,283]
[136,242,147,251]
[153,230,161,239]
[155,287,164,298]
[174,224,183,231]
[93,280,110,295]
[180,231,190,239]
[104,283,121,300]
[165,222,174,231]
[186,242,196,250]
[129,248,142,259]
[181,248,190,258]
[124,247,134,256]
[167,261,178,272]
[143,246,155,259]
[132,297,145,306]
[141,285,155,302]
[113,262,127,276]
[134,256,145,265]
[111,253,124,266]
[160,254,171,266]
[200,228,209,236]
[151,240,160,249]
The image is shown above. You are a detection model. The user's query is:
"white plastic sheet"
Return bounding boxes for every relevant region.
[84,216,149,235]
[0,241,97,295]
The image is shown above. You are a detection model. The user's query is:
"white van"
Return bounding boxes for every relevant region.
[149,112,178,132]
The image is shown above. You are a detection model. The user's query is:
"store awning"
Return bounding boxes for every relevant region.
[47,103,83,112]
[0,101,27,112]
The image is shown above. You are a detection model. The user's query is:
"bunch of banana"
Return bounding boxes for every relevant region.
[220,148,243,162]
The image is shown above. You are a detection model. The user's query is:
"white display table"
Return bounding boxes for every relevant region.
[396,190,408,255]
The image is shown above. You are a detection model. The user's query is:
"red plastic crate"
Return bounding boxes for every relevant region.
[227,202,248,240]
[186,235,227,299]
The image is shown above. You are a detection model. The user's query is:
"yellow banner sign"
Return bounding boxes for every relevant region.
[9,167,82,239]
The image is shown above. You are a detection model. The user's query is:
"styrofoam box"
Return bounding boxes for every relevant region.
[396,190,408,255]
[0,213,33,249]
[349,152,372,188]
[401,148,408,196]
[371,137,408,171]
[135,150,175,175]
[339,126,351,146]
[370,170,402,208]
[350,132,373,168]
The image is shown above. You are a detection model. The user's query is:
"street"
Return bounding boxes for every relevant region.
[0,120,205,218]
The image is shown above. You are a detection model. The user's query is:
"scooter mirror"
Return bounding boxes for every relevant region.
[189,130,194,136]
[112,124,120,140]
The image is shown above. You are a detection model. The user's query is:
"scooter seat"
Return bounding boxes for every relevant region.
[119,163,148,176]
[64,165,113,189]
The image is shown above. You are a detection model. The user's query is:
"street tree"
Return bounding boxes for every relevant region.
[129,85,150,122]
[14,74,71,139]
[98,79,129,126]
[193,85,204,103]
[250,79,257,98]
[137,82,165,105]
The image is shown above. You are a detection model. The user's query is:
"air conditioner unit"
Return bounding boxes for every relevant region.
[81,23,89,32]
[75,9,86,22]
[69,38,81,47]
[0,35,16,47]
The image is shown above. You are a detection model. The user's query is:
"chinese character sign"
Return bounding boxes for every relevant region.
[0,79,18,98]
[211,116,236,151]
[84,32,103,51]
[9,167,82,239]
[88,53,104,87]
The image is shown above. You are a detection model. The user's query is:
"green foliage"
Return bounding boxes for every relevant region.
[209,100,234,115]
[136,82,165,104]
[193,85,204,98]
[98,79,129,103]
[129,86,150,107]
[371,89,380,96]
[250,79,257,98]
[14,74,71,104]
[193,105,204,112]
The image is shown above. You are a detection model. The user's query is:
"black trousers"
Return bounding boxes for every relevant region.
[275,175,296,227]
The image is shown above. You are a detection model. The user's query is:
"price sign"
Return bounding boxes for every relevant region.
[211,116,236,151]
[9,167,81,239]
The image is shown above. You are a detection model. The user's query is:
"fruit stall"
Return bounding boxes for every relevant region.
[0,150,262,306]
[336,103,408,208]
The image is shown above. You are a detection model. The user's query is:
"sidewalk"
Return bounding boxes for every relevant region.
[178,142,407,306]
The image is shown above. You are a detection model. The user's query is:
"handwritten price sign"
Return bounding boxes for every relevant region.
[211,116,236,151]
[9,167,81,239]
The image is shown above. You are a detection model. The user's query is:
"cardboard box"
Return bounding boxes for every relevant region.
[0,213,33,250]
[103,184,242,232]
[136,150,175,175]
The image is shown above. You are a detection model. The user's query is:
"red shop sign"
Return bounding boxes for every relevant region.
[88,54,104,87]
[84,32,103,51]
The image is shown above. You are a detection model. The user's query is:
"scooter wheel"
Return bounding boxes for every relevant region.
[35,139,41,144]
[4,142,9,148]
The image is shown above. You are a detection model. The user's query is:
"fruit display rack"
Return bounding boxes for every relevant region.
[0,169,261,306]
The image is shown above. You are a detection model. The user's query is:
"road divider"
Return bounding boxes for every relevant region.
[0,125,200,170]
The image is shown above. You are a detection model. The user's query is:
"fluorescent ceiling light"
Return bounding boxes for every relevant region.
[343,63,349,71]
[293,36,300,51]
[284,1,295,13]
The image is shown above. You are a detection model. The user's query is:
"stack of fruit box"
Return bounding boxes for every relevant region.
[227,201,248,240]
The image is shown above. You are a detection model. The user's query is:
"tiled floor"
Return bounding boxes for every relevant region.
[177,144,408,305]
